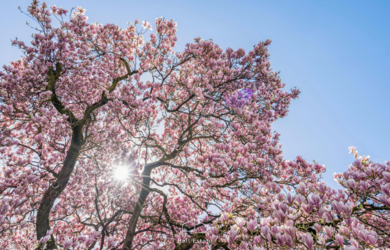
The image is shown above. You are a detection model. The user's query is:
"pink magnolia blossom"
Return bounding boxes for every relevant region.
[0,2,389,250]
[302,233,314,250]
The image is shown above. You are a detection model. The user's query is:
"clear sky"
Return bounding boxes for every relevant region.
[1,0,389,189]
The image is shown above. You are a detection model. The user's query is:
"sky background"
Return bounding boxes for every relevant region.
[0,0,389,189]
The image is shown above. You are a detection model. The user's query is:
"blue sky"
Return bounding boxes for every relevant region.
[1,0,389,189]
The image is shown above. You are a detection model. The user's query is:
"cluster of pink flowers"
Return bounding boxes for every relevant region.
[198,151,389,249]
[0,1,388,250]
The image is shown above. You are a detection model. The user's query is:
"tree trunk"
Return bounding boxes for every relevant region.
[121,166,152,250]
[36,126,83,248]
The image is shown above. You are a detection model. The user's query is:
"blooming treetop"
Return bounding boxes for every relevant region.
[0,1,388,250]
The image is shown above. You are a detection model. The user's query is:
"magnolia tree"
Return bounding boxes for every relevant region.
[0,1,389,250]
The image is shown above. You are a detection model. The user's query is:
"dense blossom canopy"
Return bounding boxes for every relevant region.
[0,1,388,250]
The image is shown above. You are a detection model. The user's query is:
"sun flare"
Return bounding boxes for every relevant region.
[113,166,129,181]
